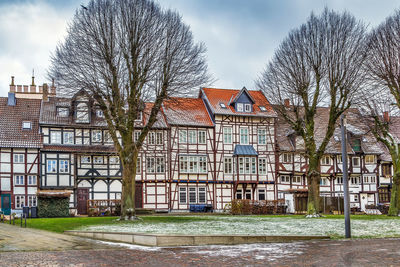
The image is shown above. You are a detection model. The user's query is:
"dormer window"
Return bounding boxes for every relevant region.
[57,107,69,117]
[352,138,361,152]
[76,102,89,123]
[22,121,31,130]
[259,106,267,111]
[245,104,251,112]
[220,103,227,109]
[135,112,142,122]
[237,103,243,112]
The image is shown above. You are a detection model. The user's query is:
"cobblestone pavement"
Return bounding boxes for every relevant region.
[1,223,400,266]
[1,238,400,266]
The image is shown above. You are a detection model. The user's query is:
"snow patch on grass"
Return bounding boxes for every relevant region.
[80,216,400,238]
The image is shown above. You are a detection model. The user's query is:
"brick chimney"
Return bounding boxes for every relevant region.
[9,76,15,92]
[284,98,290,108]
[383,111,390,123]
[43,83,49,102]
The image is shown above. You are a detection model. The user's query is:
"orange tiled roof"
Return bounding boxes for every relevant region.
[163,97,213,127]
[201,87,276,117]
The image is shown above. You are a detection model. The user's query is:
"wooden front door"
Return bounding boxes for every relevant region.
[135,183,143,208]
[77,188,89,215]
[1,194,11,215]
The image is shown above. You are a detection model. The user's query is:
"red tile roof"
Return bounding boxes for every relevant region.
[163,97,213,127]
[201,87,276,117]
[0,97,42,148]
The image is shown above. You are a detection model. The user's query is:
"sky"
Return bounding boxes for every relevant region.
[0,0,400,96]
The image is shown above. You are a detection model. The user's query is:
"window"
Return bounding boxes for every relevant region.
[220,103,227,109]
[223,127,232,144]
[363,175,376,184]
[337,155,343,164]
[136,158,141,174]
[259,158,267,175]
[352,157,360,167]
[134,132,140,142]
[63,131,74,144]
[179,130,187,143]
[352,138,361,152]
[47,160,57,173]
[245,189,252,200]
[179,187,187,204]
[320,177,328,186]
[365,155,376,164]
[198,187,206,203]
[92,130,102,143]
[244,104,251,112]
[156,157,165,173]
[15,175,24,185]
[93,156,103,164]
[81,156,91,164]
[280,175,290,183]
[96,109,104,117]
[259,106,267,111]
[239,157,256,174]
[15,195,25,209]
[14,154,24,163]
[57,107,69,117]
[22,121,31,129]
[224,157,233,174]
[59,160,69,173]
[146,157,155,173]
[28,196,37,207]
[258,189,266,201]
[76,102,89,123]
[104,131,113,143]
[189,187,197,204]
[282,153,292,163]
[135,112,142,121]
[110,156,120,165]
[336,177,343,184]
[179,155,207,173]
[353,194,359,202]
[239,157,244,174]
[50,131,62,144]
[148,132,156,145]
[237,103,243,112]
[240,128,249,144]
[236,189,243,199]
[188,130,197,144]
[258,129,266,145]
[321,156,331,165]
[156,132,163,145]
[382,164,392,176]
[350,176,360,185]
[28,175,37,185]
[379,187,391,203]
[198,131,206,144]
[293,176,302,183]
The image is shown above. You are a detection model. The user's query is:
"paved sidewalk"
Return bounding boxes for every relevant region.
[0,223,114,251]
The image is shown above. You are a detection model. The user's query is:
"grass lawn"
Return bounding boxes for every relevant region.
[25,214,400,238]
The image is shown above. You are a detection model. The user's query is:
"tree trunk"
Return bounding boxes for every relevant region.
[307,157,321,216]
[388,170,400,216]
[121,160,136,220]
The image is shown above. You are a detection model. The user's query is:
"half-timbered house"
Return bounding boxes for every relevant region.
[0,82,42,215]
[199,87,277,210]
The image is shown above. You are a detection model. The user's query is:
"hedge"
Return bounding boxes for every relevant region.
[37,196,69,218]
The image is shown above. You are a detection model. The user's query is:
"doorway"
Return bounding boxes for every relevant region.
[1,194,11,215]
[77,188,89,215]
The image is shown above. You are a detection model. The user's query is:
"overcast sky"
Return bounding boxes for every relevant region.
[0,0,399,96]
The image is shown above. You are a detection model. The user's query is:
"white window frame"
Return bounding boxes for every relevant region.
[50,131,62,144]
[179,155,207,174]
[28,175,37,185]
[188,130,197,144]
[350,176,360,185]
[156,157,165,173]
[258,128,266,145]
[258,189,266,200]
[244,103,251,112]
[198,131,206,144]
[336,177,344,184]
[76,102,89,123]
[13,154,24,163]
[22,121,31,129]
[282,153,292,163]
[179,187,187,204]
[110,156,120,165]
[189,187,197,204]
[92,130,102,143]
[15,195,25,209]
[352,157,360,167]
[223,127,232,144]
[96,109,104,118]
[321,156,331,165]
[179,130,187,143]
[146,157,155,173]
[15,175,24,185]
[198,187,206,203]
[365,155,376,164]
[320,177,329,186]
[259,158,267,175]
[240,128,249,145]
[224,157,233,174]
[57,107,69,117]
[59,160,69,173]
[63,131,74,144]
[280,175,290,183]
[28,195,37,207]
[156,132,163,145]
[81,156,91,164]
[93,156,103,164]
[148,132,156,145]
[293,176,302,183]
[136,157,141,174]
[237,103,243,112]
[47,160,57,173]
[134,131,140,142]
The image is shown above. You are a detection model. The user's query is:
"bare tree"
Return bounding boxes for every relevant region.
[362,10,400,216]
[257,8,367,216]
[49,0,211,219]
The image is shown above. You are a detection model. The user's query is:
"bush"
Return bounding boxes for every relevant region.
[37,196,69,218]
[230,199,287,215]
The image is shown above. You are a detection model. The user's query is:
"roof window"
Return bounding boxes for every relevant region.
[22,121,31,130]
[220,103,227,109]
[57,107,69,117]
[259,106,267,111]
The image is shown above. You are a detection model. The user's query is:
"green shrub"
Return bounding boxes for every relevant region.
[37,197,69,218]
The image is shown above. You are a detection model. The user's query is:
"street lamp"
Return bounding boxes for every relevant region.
[340,114,351,238]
